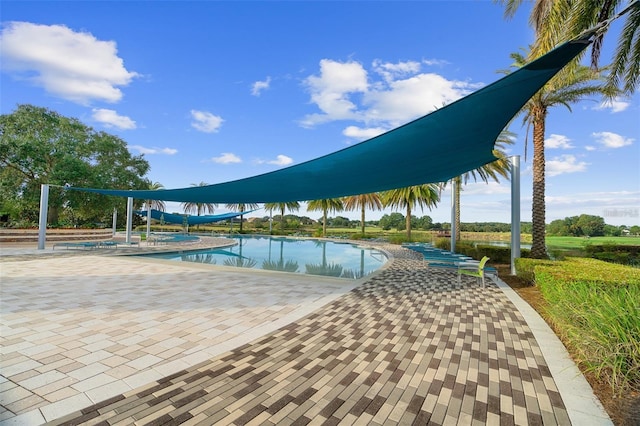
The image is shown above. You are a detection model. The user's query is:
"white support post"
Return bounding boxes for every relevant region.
[126,197,133,244]
[450,179,457,253]
[112,208,117,236]
[510,156,521,275]
[37,184,49,250]
[146,203,151,241]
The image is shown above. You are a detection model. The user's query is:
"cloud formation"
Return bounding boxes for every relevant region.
[547,154,588,177]
[211,153,241,164]
[301,58,478,135]
[268,154,293,166]
[190,110,224,133]
[252,77,271,96]
[594,97,630,113]
[0,21,138,105]
[129,145,177,155]
[545,134,573,149]
[92,108,136,130]
[592,131,633,148]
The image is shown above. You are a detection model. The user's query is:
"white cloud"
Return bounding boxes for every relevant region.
[301,59,368,126]
[190,110,224,133]
[301,57,478,132]
[372,59,421,83]
[342,125,387,141]
[129,145,177,155]
[92,108,136,130]
[545,134,573,149]
[0,21,138,105]
[251,77,271,96]
[462,181,511,195]
[547,154,588,176]
[585,145,597,151]
[268,154,293,166]
[594,97,630,113]
[422,58,449,67]
[592,131,633,148]
[211,153,241,164]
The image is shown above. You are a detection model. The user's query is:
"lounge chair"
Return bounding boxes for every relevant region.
[53,242,99,250]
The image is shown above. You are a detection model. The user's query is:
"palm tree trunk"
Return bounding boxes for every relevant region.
[406,204,412,240]
[455,176,461,241]
[322,207,327,237]
[239,206,245,232]
[360,205,365,235]
[531,109,548,259]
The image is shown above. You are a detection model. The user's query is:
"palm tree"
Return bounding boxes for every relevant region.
[264,202,300,233]
[343,193,383,235]
[497,0,639,93]
[225,203,259,232]
[381,184,441,240]
[181,181,218,216]
[451,130,515,241]
[181,181,217,231]
[504,49,617,258]
[143,181,166,212]
[307,198,344,237]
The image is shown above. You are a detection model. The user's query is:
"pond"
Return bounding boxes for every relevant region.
[139,235,388,279]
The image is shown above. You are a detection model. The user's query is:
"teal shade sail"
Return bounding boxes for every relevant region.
[135,209,258,225]
[70,36,592,203]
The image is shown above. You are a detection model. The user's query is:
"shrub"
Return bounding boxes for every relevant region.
[534,258,640,394]
[585,244,640,266]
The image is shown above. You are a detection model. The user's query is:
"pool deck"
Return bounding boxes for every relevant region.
[0,238,612,425]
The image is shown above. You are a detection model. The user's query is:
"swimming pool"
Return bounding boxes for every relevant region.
[142,235,388,279]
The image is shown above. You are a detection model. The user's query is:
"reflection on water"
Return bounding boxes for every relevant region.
[145,235,387,279]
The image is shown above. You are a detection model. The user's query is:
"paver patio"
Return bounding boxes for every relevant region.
[0,241,611,425]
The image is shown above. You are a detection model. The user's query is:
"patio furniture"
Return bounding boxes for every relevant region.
[458,256,490,288]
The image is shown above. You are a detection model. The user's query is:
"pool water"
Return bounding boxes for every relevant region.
[143,235,388,279]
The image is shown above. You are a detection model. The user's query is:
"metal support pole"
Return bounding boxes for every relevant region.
[146,203,151,241]
[510,156,521,275]
[112,208,117,236]
[450,179,457,253]
[37,184,49,250]
[126,197,133,244]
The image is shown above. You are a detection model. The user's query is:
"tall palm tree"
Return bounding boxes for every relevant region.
[225,203,259,232]
[143,181,166,212]
[497,0,639,93]
[264,202,300,232]
[452,130,515,241]
[343,193,383,235]
[504,49,617,258]
[307,198,344,237]
[381,184,441,240]
[181,181,218,217]
[181,181,217,231]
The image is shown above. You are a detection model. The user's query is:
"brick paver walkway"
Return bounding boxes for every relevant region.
[40,247,571,425]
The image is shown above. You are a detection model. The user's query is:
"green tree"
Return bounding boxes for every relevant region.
[343,193,383,235]
[576,214,606,236]
[307,198,344,237]
[225,203,259,232]
[503,49,617,258]
[379,212,406,231]
[264,202,301,232]
[498,0,640,93]
[451,130,515,241]
[0,104,150,226]
[382,184,441,240]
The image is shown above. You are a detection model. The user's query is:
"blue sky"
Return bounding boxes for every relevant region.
[1,1,638,227]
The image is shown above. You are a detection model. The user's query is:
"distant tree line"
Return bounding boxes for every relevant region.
[547,214,638,237]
